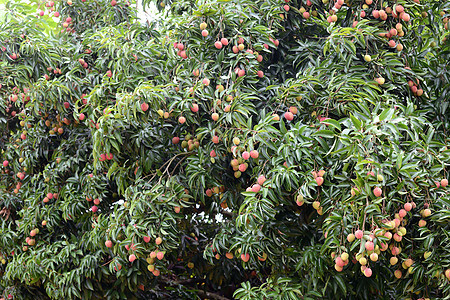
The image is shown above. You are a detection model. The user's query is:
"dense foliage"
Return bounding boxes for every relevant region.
[0,0,449,299]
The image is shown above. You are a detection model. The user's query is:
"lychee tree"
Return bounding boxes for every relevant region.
[0,0,449,299]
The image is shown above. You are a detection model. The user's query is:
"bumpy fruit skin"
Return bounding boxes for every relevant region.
[404,202,412,212]
[242,151,250,160]
[312,201,320,210]
[140,102,149,111]
[355,230,363,239]
[250,150,259,159]
[315,176,324,186]
[251,184,261,193]
[105,240,113,248]
[347,233,355,242]
[284,111,294,121]
[376,77,385,85]
[365,241,374,251]
[441,178,448,187]
[390,256,398,265]
[373,187,382,197]
[257,175,266,185]
[241,253,250,262]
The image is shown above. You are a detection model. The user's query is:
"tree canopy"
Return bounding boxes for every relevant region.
[0,0,449,299]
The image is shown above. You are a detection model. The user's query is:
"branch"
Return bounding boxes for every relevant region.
[159,275,231,300]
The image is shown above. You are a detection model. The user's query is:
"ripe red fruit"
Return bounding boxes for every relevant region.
[3,160,9,167]
[250,150,259,159]
[284,111,294,121]
[364,267,372,277]
[129,254,136,262]
[190,103,199,112]
[141,102,149,111]
[211,113,219,121]
[105,240,113,248]
[79,113,85,121]
[210,150,216,158]
[241,253,250,262]
[238,163,247,172]
[238,69,245,77]
[402,13,410,22]
[172,137,180,144]
[214,41,223,49]
[257,70,264,78]
[212,136,219,144]
[106,70,112,77]
[283,5,290,11]
[315,176,324,186]
[111,0,117,5]
[179,50,187,59]
[157,251,164,260]
[91,206,98,212]
[373,187,382,197]
[220,38,228,45]
[404,202,412,211]
[155,237,162,245]
[63,102,70,109]
[252,184,261,193]
[178,116,186,124]
[257,175,266,185]
[242,151,250,160]
[355,230,363,239]
[365,241,374,251]
[399,209,406,218]
[106,153,113,160]
[202,78,210,86]
[441,178,448,187]
[201,29,208,37]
